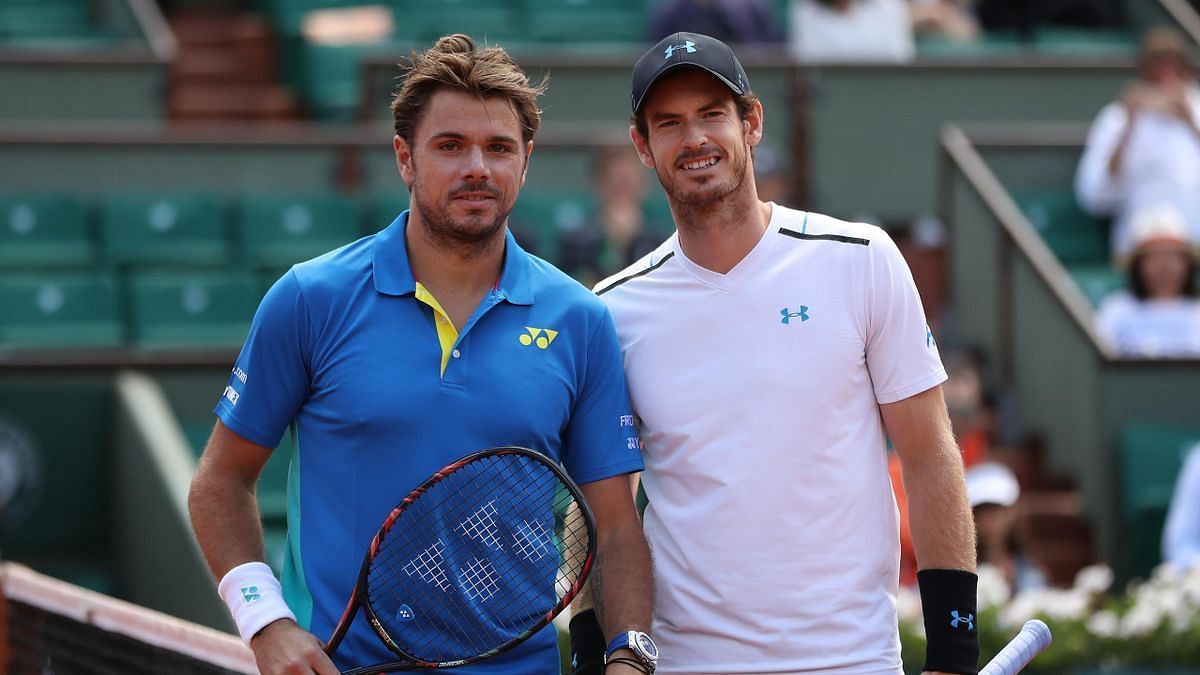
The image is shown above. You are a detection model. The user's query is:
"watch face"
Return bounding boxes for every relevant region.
[634,632,659,660]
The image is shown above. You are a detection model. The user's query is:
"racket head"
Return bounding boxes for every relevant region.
[351,446,597,671]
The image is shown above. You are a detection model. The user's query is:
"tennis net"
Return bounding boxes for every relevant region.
[2,562,256,674]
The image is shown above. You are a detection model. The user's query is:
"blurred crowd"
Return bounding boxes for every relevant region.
[1076,27,1200,357]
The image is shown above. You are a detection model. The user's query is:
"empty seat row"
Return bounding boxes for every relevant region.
[0,270,266,350]
[1,191,675,269]
[265,0,650,41]
[0,192,409,269]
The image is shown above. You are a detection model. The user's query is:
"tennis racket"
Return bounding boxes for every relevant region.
[323,446,597,674]
[979,619,1052,675]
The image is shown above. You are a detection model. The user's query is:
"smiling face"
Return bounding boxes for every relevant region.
[631,68,762,208]
[394,87,532,252]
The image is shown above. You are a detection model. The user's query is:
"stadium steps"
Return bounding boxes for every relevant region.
[1005,440,1098,587]
[167,9,302,122]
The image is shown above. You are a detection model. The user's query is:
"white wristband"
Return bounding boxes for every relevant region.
[218,561,297,645]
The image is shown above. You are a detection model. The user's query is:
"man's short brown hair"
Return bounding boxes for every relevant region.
[391,34,547,145]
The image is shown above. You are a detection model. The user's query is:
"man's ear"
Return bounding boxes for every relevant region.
[394,135,415,186]
[521,140,534,187]
[630,125,656,169]
[744,99,764,149]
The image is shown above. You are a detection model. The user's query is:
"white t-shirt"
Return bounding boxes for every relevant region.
[1095,291,1200,357]
[597,206,946,674]
[1074,89,1200,257]
[789,0,915,64]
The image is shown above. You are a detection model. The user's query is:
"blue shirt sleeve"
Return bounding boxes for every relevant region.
[214,269,312,449]
[561,306,644,485]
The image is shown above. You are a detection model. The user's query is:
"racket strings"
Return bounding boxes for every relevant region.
[365,453,591,663]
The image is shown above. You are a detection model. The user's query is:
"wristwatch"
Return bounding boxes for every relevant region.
[605,630,658,672]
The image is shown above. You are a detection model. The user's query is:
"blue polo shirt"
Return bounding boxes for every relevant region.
[215,212,643,673]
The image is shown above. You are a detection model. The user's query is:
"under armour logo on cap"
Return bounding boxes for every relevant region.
[664,40,696,59]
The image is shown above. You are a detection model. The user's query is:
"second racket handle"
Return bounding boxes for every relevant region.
[979,619,1052,675]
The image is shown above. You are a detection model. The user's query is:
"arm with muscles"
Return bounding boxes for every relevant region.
[579,474,654,674]
[883,386,978,675]
[188,421,338,675]
[569,473,645,675]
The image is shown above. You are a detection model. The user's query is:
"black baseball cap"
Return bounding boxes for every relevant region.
[631,32,751,114]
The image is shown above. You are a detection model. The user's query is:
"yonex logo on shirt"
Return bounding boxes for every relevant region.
[780,306,809,324]
[519,327,559,349]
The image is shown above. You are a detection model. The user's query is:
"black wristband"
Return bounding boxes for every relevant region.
[917,569,980,675]
[569,609,606,675]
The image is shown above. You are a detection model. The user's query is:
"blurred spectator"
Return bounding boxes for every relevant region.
[889,451,918,586]
[754,146,793,206]
[910,0,980,42]
[1076,27,1200,258]
[651,0,783,43]
[1095,204,1200,357]
[558,147,669,287]
[1164,443,1200,569]
[943,350,992,467]
[967,462,1047,592]
[789,0,915,63]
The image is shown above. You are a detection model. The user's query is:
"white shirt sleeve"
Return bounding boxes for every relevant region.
[863,229,947,404]
[1075,103,1130,216]
[1164,444,1200,569]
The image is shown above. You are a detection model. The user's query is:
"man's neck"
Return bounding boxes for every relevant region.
[672,188,772,275]
[405,212,506,327]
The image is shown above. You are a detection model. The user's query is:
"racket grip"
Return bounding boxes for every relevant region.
[979,619,1052,675]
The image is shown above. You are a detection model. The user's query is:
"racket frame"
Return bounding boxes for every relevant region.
[324,446,598,673]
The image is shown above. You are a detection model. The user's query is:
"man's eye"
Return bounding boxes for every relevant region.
[440,142,460,151]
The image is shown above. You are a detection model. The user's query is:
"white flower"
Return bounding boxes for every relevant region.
[1074,564,1114,596]
[976,563,1011,611]
[1087,610,1119,638]
[1119,602,1164,638]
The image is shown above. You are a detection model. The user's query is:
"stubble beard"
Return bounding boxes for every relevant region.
[410,175,510,258]
[657,144,750,228]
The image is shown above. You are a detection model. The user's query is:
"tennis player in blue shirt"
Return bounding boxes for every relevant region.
[188,34,654,675]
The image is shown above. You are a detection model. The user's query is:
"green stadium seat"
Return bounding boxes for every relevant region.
[1012,189,1109,266]
[126,270,260,347]
[296,42,379,120]
[390,3,520,43]
[1119,423,1200,580]
[518,0,643,43]
[1033,28,1137,57]
[237,194,364,267]
[99,195,228,266]
[370,191,410,234]
[0,194,92,267]
[510,191,595,260]
[916,33,1028,59]
[641,195,676,237]
[0,271,123,348]
[1068,264,1125,307]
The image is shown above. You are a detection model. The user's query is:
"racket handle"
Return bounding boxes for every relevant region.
[979,619,1052,675]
